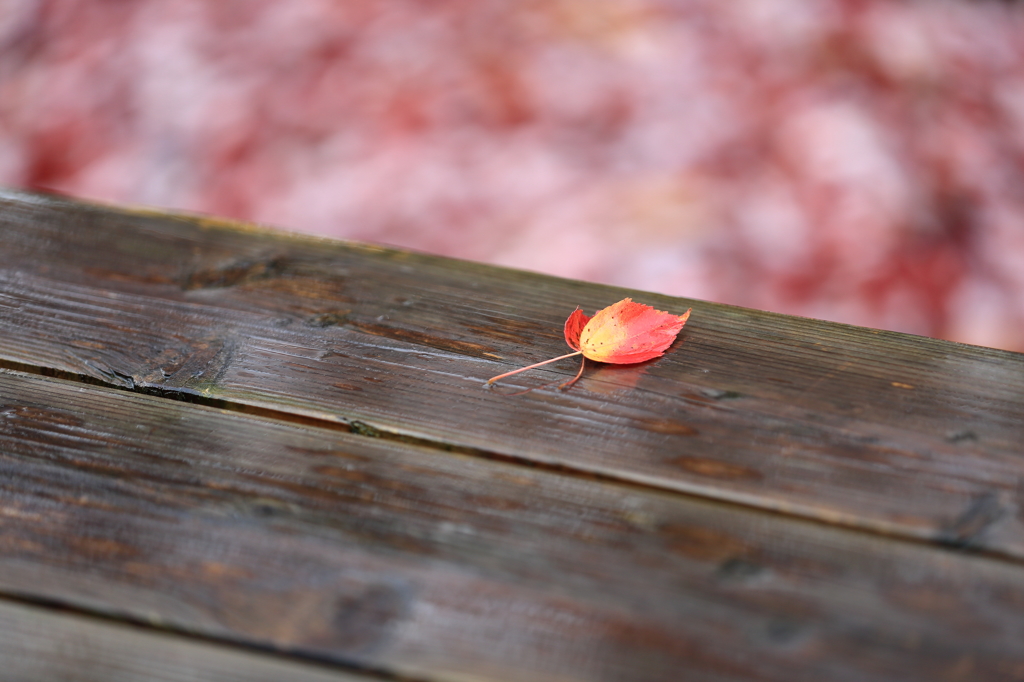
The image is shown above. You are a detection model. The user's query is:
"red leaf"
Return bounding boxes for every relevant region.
[577,298,690,364]
[486,297,691,391]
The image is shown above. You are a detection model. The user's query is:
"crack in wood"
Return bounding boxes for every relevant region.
[182,256,290,290]
[939,491,1006,549]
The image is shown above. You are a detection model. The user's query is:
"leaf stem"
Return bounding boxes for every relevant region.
[557,355,586,391]
[485,351,583,385]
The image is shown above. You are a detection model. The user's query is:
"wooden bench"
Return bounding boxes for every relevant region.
[2,187,1023,681]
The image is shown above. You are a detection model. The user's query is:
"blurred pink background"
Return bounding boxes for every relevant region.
[2,0,1024,351]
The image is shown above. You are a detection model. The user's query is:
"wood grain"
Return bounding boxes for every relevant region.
[0,598,372,682]
[2,368,1024,681]
[2,190,1023,558]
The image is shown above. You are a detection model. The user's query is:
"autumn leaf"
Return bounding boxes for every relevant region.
[486,298,691,391]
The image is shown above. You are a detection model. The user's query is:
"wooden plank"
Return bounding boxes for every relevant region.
[1,369,1024,682]
[1,189,1024,557]
[0,598,373,682]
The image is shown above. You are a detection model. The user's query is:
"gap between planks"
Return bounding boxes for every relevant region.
[0,592,417,682]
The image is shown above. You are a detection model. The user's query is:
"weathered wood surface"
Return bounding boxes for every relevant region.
[0,598,369,682]
[1,189,1023,559]
[2,368,1024,682]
